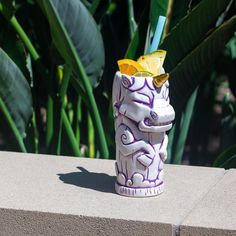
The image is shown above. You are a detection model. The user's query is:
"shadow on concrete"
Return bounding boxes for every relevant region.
[58,167,116,194]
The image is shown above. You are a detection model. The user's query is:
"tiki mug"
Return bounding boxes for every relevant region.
[112,71,175,197]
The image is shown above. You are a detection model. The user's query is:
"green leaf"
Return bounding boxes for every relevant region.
[168,0,189,31]
[62,109,81,156]
[87,111,95,158]
[0,0,15,19]
[125,3,149,59]
[127,0,137,39]
[89,0,101,15]
[0,22,30,79]
[38,0,109,158]
[0,97,26,152]
[220,95,236,151]
[213,144,236,169]
[0,48,32,136]
[170,88,198,164]
[166,119,176,164]
[150,0,169,33]
[226,32,236,59]
[40,0,105,88]
[160,0,232,72]
[170,16,236,111]
[168,0,205,31]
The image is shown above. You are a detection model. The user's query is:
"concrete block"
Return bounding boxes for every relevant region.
[0,151,225,235]
[180,169,236,236]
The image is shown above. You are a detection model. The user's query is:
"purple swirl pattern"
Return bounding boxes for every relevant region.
[121,75,134,88]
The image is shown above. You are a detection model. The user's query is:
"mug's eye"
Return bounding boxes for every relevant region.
[134,93,150,104]
[132,92,154,107]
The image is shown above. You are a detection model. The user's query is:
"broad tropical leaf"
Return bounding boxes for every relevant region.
[170,16,236,110]
[40,0,105,88]
[0,48,32,136]
[213,144,236,169]
[38,0,109,158]
[168,0,189,31]
[160,0,232,72]
[0,23,30,79]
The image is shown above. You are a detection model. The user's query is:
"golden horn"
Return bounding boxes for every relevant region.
[153,73,169,88]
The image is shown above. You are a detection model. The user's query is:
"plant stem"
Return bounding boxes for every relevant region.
[57,65,71,155]
[56,117,62,155]
[76,96,82,144]
[46,96,53,148]
[32,111,39,153]
[9,16,40,61]
[172,88,198,164]
[0,97,27,152]
[72,58,109,158]
[88,111,95,158]
[127,0,137,39]
[62,109,80,156]
[70,78,109,158]
[166,123,176,164]
[59,65,71,101]
[83,83,108,158]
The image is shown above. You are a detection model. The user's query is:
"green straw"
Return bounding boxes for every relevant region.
[148,15,166,53]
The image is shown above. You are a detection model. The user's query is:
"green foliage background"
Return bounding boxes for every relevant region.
[0,0,235,168]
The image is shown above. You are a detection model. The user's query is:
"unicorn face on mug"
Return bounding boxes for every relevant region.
[113,72,175,133]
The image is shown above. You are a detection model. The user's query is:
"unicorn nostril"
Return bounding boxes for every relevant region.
[150,111,158,120]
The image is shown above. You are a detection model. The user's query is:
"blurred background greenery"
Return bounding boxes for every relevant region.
[0,0,235,168]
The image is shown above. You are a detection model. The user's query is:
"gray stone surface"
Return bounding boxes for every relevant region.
[0,151,226,235]
[180,169,236,236]
[0,208,171,236]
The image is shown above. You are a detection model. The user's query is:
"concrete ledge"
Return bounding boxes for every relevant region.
[0,208,172,236]
[180,169,236,236]
[0,151,234,235]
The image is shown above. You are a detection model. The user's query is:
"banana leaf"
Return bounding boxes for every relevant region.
[160,0,232,72]
[0,48,32,151]
[39,0,105,88]
[213,144,236,169]
[170,16,236,111]
[38,0,108,157]
[168,0,189,31]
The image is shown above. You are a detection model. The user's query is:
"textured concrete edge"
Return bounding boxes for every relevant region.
[179,225,236,236]
[178,169,236,235]
[0,208,173,236]
[177,170,226,223]
[172,169,227,236]
[0,151,231,236]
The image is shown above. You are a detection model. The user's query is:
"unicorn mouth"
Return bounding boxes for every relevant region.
[140,118,173,132]
[144,118,172,127]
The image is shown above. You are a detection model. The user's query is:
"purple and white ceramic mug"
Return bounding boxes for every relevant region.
[112,71,175,197]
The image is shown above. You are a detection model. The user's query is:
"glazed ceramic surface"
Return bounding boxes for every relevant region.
[112,71,175,197]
